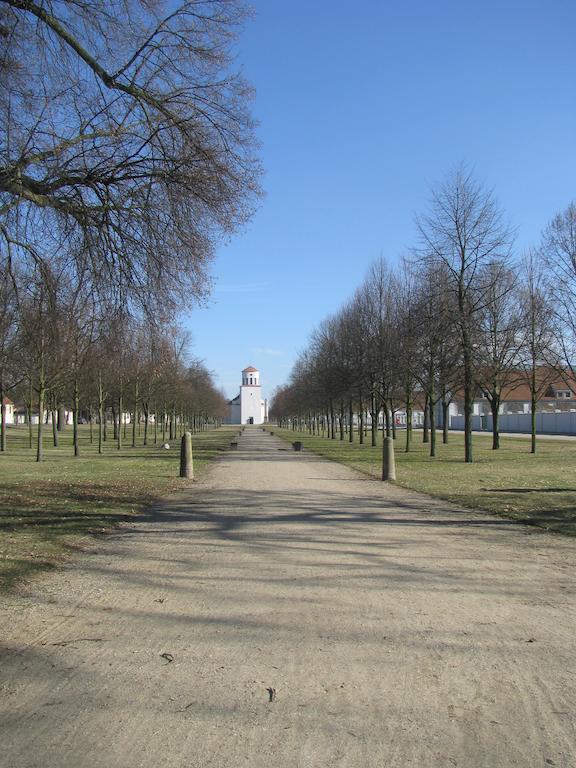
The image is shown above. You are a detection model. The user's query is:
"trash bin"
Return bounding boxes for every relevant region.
[292,441,303,452]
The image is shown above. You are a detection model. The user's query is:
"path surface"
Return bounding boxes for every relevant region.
[1,428,576,767]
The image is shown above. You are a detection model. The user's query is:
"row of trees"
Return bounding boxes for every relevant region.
[271,168,576,464]
[0,262,228,459]
[0,1,260,459]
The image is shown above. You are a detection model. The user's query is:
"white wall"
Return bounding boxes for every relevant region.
[240,386,264,424]
[2,404,14,424]
[228,400,241,424]
[450,411,576,435]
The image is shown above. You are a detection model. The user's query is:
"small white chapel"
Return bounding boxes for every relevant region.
[225,366,268,425]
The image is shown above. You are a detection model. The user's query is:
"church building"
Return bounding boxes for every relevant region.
[225,366,268,425]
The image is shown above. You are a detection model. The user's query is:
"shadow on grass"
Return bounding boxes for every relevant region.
[484,487,576,494]
[0,559,58,592]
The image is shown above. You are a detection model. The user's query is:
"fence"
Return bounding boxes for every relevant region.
[450,411,576,435]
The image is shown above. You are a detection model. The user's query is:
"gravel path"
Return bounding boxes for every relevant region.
[1,427,576,767]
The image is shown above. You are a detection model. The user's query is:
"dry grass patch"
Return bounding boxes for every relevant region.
[0,425,237,590]
[272,427,576,535]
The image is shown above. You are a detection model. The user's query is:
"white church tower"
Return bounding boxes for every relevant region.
[226,366,268,425]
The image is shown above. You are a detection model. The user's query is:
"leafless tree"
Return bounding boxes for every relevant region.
[0,266,19,450]
[518,249,558,453]
[0,0,261,312]
[540,202,576,377]
[474,259,523,450]
[18,263,67,461]
[416,165,514,462]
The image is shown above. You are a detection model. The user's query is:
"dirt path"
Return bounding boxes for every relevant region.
[1,427,575,767]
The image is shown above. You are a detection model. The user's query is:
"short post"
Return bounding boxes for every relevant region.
[179,431,194,479]
[382,436,396,481]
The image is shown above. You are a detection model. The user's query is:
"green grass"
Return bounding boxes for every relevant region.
[272,427,576,535]
[0,423,238,591]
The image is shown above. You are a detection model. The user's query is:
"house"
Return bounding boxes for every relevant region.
[449,369,576,434]
[449,369,576,418]
[2,397,14,424]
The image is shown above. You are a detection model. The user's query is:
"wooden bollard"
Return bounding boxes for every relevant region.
[179,431,194,479]
[382,436,396,481]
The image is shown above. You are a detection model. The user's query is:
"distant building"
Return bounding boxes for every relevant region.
[2,397,14,424]
[225,366,268,425]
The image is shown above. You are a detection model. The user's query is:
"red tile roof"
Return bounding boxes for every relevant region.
[242,366,258,373]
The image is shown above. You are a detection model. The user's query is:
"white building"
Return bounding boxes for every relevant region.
[225,366,268,425]
[2,397,14,425]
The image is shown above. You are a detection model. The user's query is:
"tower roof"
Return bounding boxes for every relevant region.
[242,366,259,373]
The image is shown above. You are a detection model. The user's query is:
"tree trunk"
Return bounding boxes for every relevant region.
[117,392,123,450]
[98,372,104,455]
[462,326,473,463]
[73,378,80,457]
[132,380,139,448]
[27,378,33,449]
[36,382,45,462]
[384,405,391,437]
[339,401,345,440]
[143,402,149,446]
[405,395,412,453]
[171,407,176,440]
[429,392,436,457]
[57,405,66,431]
[491,396,500,450]
[531,364,537,454]
[423,394,429,443]
[0,377,6,452]
[52,407,58,447]
[371,392,377,447]
[442,399,449,444]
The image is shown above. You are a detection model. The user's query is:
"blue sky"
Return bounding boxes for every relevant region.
[185,0,576,400]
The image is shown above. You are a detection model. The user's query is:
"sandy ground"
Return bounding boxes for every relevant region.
[1,427,576,768]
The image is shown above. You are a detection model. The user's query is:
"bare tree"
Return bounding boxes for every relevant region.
[19,264,66,461]
[474,260,523,450]
[0,1,261,312]
[540,202,576,377]
[518,249,558,453]
[0,267,19,450]
[416,165,514,462]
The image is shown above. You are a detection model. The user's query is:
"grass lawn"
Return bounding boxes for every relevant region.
[272,427,576,535]
[0,423,238,591]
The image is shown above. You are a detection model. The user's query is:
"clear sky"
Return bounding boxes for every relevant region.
[185,0,576,401]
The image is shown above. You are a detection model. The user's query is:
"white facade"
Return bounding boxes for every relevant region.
[225,366,268,425]
[2,398,14,424]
